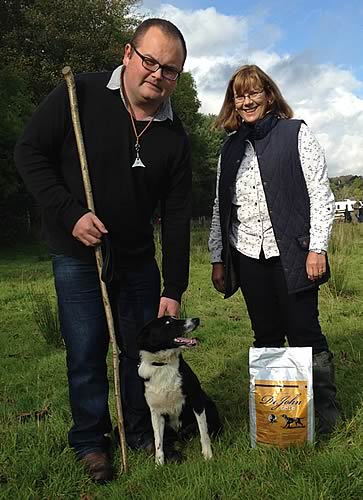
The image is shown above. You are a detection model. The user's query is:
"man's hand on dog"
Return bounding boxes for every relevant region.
[212,262,225,293]
[158,297,180,318]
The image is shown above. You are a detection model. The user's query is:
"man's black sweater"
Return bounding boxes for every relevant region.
[15,71,192,302]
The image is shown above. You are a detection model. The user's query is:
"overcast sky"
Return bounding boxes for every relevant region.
[137,0,363,177]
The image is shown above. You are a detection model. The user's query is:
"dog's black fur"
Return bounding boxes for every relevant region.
[137,316,222,464]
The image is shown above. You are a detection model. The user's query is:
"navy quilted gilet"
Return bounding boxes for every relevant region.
[219,114,329,297]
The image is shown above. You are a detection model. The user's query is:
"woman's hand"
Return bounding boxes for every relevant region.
[306,251,326,281]
[212,262,225,293]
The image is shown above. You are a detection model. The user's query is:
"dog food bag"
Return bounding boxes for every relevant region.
[249,347,314,448]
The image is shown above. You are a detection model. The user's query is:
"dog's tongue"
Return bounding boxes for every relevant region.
[174,337,197,347]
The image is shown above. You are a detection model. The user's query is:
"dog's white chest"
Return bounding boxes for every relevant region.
[138,356,185,417]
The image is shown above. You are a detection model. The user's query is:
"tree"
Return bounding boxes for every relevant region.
[190,114,224,216]
[330,175,363,202]
[172,74,224,216]
[171,72,201,133]
[0,66,34,193]
[2,0,139,100]
[0,65,35,243]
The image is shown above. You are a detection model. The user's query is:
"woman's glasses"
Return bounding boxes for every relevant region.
[234,90,265,103]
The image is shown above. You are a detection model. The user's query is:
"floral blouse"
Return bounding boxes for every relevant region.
[208,123,335,262]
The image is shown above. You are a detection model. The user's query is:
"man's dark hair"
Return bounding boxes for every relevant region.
[130,18,187,65]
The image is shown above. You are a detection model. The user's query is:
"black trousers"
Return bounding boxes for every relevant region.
[232,249,329,354]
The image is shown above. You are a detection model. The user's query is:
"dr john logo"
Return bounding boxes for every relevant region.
[259,394,302,411]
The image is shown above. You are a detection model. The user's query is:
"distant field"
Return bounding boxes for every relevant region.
[1,223,362,499]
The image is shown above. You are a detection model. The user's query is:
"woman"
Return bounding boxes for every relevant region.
[209,64,339,435]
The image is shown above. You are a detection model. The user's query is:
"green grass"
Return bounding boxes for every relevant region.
[1,224,363,499]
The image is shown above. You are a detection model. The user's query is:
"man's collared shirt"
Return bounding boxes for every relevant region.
[106,65,173,122]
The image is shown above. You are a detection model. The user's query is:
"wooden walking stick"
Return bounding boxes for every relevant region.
[62,66,128,473]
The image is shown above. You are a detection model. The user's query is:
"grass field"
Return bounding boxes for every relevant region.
[1,224,363,499]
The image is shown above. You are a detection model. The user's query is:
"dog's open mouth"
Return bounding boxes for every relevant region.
[173,337,198,348]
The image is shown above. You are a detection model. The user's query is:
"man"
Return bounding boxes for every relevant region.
[15,18,191,483]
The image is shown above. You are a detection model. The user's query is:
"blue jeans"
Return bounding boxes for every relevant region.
[52,254,160,457]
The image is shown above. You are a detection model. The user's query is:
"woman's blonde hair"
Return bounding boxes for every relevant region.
[214,64,293,132]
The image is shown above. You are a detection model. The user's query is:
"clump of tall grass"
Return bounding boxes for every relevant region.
[325,252,349,297]
[329,221,358,255]
[27,284,63,348]
[191,224,210,264]
[324,222,358,297]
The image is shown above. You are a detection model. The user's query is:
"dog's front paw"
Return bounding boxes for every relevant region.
[202,446,213,460]
[155,452,165,466]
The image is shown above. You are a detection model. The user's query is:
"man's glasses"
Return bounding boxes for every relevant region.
[234,90,265,104]
[131,45,182,81]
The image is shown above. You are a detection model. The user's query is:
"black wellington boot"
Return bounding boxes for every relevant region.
[313,351,341,435]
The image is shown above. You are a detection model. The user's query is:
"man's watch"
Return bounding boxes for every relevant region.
[310,249,326,255]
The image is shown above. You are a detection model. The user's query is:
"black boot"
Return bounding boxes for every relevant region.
[313,351,340,435]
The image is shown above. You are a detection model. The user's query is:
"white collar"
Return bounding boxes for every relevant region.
[106,65,173,122]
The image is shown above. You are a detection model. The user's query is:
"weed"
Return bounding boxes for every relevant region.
[27,284,63,348]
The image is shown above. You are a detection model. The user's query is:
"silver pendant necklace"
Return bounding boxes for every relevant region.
[128,109,156,168]
[120,73,157,169]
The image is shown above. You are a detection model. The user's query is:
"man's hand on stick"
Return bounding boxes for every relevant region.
[72,213,108,246]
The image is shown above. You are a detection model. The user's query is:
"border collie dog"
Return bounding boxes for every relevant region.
[137,316,222,465]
